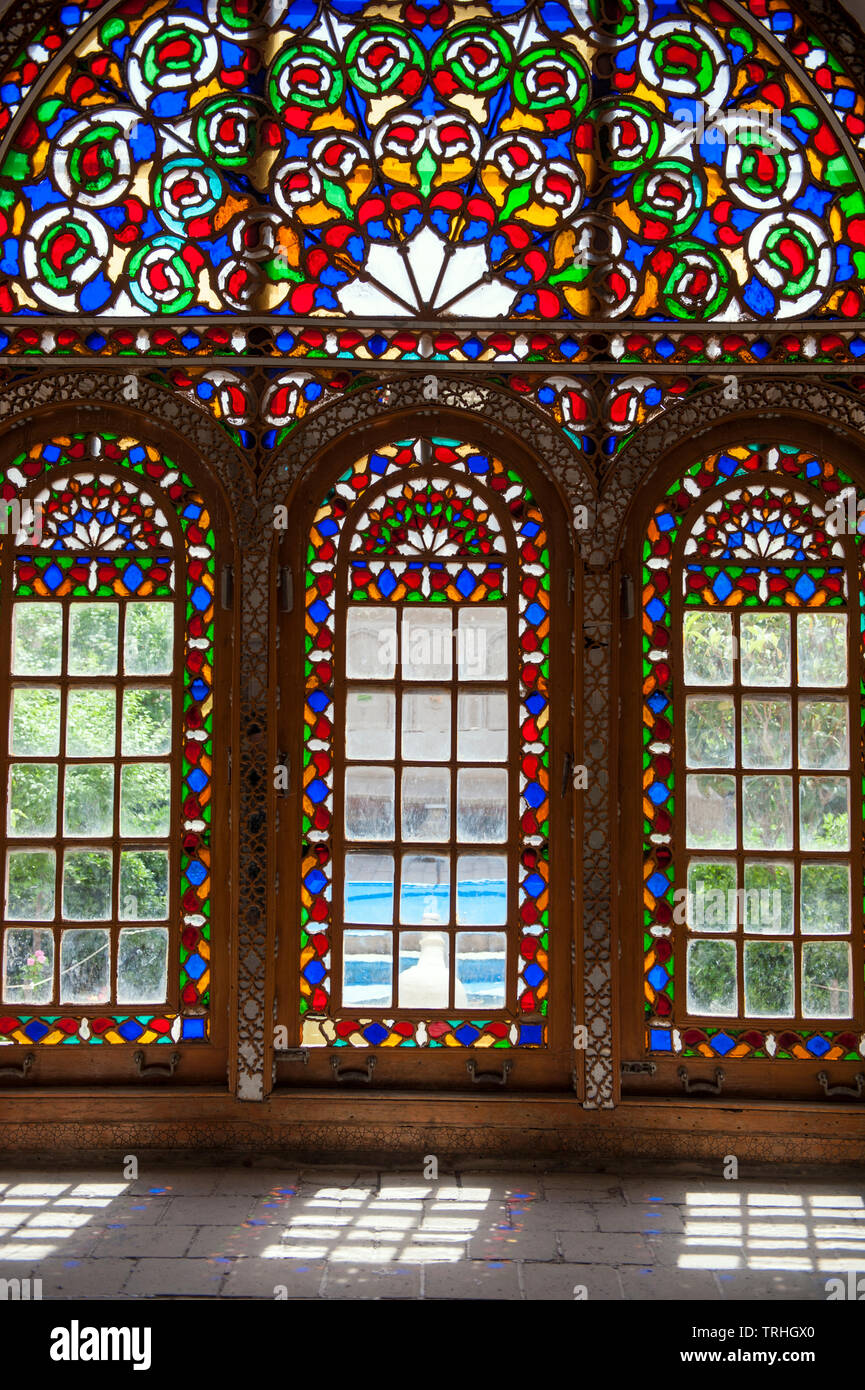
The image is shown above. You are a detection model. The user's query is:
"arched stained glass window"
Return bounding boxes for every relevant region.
[639,444,864,1070]
[286,435,572,1084]
[2,0,865,326]
[0,433,217,1054]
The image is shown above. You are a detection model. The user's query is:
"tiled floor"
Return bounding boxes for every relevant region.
[0,1164,863,1299]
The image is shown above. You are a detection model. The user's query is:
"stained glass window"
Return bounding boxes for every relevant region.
[1,0,864,324]
[300,437,551,1051]
[0,433,215,1046]
[641,444,864,1063]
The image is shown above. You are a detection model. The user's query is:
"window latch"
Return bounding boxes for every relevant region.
[331,1056,376,1084]
[677,1065,724,1096]
[621,1060,656,1076]
[0,1051,33,1080]
[466,1058,512,1086]
[817,1070,864,1099]
[133,1050,181,1079]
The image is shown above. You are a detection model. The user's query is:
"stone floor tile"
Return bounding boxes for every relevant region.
[715,1270,828,1301]
[453,1173,544,1202]
[126,1172,221,1197]
[88,1225,198,1258]
[222,1259,326,1298]
[468,1226,559,1261]
[213,1169,301,1195]
[558,1230,655,1264]
[508,1200,598,1232]
[597,1204,685,1233]
[323,1263,422,1298]
[540,1173,625,1201]
[124,1258,230,1297]
[522,1262,624,1301]
[163,1196,255,1225]
[36,1258,136,1298]
[425,1259,522,1299]
[620,1266,722,1300]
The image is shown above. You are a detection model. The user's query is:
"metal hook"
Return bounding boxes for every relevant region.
[677,1065,724,1096]
[466,1058,512,1086]
[331,1056,376,1084]
[817,1071,865,1099]
[133,1050,180,1078]
[0,1051,34,1079]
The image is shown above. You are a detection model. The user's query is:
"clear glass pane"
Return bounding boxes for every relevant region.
[685,774,736,849]
[402,608,452,681]
[66,688,116,758]
[456,931,506,1007]
[125,602,174,676]
[687,860,736,932]
[457,853,508,926]
[8,764,57,837]
[122,687,172,755]
[3,927,53,1004]
[458,691,508,762]
[6,849,55,921]
[10,686,61,756]
[64,764,114,837]
[344,852,394,925]
[398,930,450,1008]
[401,689,450,762]
[117,927,169,1004]
[457,767,508,843]
[344,766,395,840]
[59,927,110,1004]
[399,853,450,925]
[68,604,119,676]
[686,938,736,1015]
[119,850,169,920]
[402,767,450,842]
[62,849,112,920]
[119,764,171,838]
[342,929,392,1007]
[743,940,794,1017]
[800,862,850,936]
[802,941,851,1018]
[799,777,849,851]
[11,603,62,676]
[741,698,791,769]
[458,608,507,680]
[345,688,396,761]
[683,612,733,686]
[797,613,847,688]
[798,699,848,770]
[742,775,793,850]
[685,696,735,767]
[743,861,794,934]
[346,607,396,680]
[740,613,790,687]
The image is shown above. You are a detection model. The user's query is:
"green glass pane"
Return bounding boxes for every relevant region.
[66,688,116,757]
[11,603,62,676]
[6,849,55,921]
[120,764,171,837]
[124,603,174,675]
[10,687,61,756]
[8,764,58,837]
[63,764,113,837]
[68,604,119,676]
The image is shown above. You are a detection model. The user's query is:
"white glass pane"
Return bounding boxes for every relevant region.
[458,691,508,762]
[456,854,507,925]
[119,850,169,921]
[456,932,506,1007]
[10,687,61,756]
[3,927,54,1004]
[67,688,116,758]
[12,603,62,676]
[401,689,450,762]
[401,608,452,681]
[125,602,174,675]
[117,927,169,1004]
[458,608,507,680]
[399,853,450,925]
[797,613,847,687]
[398,931,450,1008]
[345,688,396,761]
[346,607,396,679]
[122,688,172,755]
[687,938,736,1014]
[685,774,736,849]
[68,604,119,676]
[457,768,508,842]
[685,696,735,767]
[6,849,55,921]
[802,941,851,1018]
[401,767,450,842]
[64,764,114,837]
[344,852,394,925]
[740,613,790,687]
[686,861,736,932]
[742,775,793,850]
[342,929,392,1007]
[743,940,794,1017]
[800,862,850,936]
[799,777,849,851]
[59,928,110,1004]
[683,612,733,686]
[119,764,171,838]
[8,764,57,838]
[741,698,791,769]
[742,861,794,934]
[345,767,395,840]
[62,849,112,921]
[798,699,848,770]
